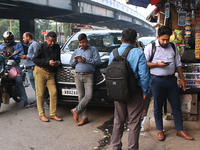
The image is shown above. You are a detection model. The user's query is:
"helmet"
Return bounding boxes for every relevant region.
[3,31,14,46]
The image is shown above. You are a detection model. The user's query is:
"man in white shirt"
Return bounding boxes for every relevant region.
[144,26,193,141]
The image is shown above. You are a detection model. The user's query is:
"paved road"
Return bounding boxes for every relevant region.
[0,70,114,150]
[1,76,200,150]
[107,129,200,150]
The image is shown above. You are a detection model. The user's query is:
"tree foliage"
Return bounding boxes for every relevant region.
[0,19,78,42]
[0,19,20,41]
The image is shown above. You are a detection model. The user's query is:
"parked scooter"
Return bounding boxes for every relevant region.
[0,50,26,106]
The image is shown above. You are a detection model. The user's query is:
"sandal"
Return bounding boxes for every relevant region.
[24,101,29,108]
[28,103,37,109]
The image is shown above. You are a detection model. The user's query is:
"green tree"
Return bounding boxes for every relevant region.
[35,19,52,42]
[0,19,20,41]
[61,23,78,41]
[10,20,20,40]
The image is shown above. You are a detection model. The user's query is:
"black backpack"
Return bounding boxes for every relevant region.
[149,42,176,62]
[105,46,138,101]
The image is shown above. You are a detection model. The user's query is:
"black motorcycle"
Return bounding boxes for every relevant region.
[0,50,25,105]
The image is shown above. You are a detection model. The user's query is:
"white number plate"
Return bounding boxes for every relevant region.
[62,89,78,96]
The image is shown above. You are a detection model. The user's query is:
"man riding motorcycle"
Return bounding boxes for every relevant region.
[0,31,28,107]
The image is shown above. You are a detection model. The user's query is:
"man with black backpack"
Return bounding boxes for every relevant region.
[107,28,150,150]
[144,26,193,141]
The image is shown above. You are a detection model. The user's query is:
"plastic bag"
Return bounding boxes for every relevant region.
[8,66,20,79]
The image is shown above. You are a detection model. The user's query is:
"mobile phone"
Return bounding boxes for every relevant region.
[164,62,171,64]
[55,61,60,64]
[77,55,82,59]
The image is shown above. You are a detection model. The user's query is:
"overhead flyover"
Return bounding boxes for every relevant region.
[0,0,155,37]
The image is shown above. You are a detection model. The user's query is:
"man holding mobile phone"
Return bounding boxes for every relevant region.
[144,26,193,141]
[33,31,62,122]
[20,32,39,109]
[70,33,100,126]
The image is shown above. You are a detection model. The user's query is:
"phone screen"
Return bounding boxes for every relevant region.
[77,55,82,59]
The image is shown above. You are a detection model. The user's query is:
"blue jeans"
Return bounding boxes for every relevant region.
[150,75,183,131]
[74,73,94,119]
[6,65,28,102]
[28,68,36,102]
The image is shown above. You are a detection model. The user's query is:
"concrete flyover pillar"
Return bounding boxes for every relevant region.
[19,19,35,42]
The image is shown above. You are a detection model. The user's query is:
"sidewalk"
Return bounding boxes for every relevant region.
[105,99,200,150]
[106,129,200,150]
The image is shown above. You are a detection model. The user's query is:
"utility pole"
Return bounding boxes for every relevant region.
[56,20,57,35]
[10,20,12,31]
[59,26,61,43]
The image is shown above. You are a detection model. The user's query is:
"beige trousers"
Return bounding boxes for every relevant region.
[33,66,57,116]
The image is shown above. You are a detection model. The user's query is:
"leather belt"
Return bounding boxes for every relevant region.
[36,65,53,73]
[75,72,93,75]
[151,74,175,79]
[27,66,35,70]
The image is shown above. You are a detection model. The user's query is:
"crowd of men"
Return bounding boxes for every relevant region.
[0,26,194,150]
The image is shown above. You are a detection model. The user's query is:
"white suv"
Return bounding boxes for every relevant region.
[55,30,123,105]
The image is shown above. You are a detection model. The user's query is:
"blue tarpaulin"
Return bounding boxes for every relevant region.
[126,0,150,8]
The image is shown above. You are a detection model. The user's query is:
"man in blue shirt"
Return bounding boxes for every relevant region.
[144,26,193,141]
[21,32,39,109]
[108,28,150,150]
[0,31,28,107]
[70,33,100,126]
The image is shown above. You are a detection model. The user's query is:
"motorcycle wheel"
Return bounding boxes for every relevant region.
[12,96,20,102]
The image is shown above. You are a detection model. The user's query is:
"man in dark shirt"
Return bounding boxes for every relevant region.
[33,31,62,122]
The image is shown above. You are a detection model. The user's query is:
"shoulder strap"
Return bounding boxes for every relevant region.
[170,42,176,54]
[170,42,176,60]
[113,48,119,58]
[149,42,156,62]
[121,46,134,58]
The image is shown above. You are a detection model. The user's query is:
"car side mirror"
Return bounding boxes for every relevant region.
[138,41,144,47]
[138,41,145,50]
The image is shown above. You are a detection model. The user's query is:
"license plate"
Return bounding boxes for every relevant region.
[62,89,78,96]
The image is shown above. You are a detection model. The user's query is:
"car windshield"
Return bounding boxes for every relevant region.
[62,32,122,53]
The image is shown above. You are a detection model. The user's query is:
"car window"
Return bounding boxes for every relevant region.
[62,32,122,53]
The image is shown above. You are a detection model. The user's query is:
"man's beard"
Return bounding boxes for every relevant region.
[159,41,168,48]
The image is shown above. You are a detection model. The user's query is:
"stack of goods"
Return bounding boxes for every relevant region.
[185,11,192,38]
[170,30,185,56]
[178,65,200,86]
[195,10,200,59]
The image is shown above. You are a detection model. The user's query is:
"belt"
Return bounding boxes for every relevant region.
[27,66,35,70]
[151,74,175,79]
[36,65,53,73]
[75,72,94,75]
